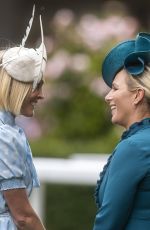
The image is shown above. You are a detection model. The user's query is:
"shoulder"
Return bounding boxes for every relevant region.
[0,122,18,138]
[118,126,150,152]
[0,123,25,160]
[112,136,150,174]
[0,124,26,181]
[0,120,24,139]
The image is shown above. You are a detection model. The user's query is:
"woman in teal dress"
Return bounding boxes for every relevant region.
[93,32,150,230]
[0,6,47,230]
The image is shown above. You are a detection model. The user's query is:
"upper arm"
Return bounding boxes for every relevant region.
[3,189,46,230]
[0,127,27,190]
[3,188,35,221]
[93,140,148,230]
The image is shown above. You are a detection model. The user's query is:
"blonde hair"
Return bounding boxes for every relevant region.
[0,68,32,115]
[126,66,150,104]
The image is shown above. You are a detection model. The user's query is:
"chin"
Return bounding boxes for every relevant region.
[27,111,34,117]
[111,116,117,124]
[22,110,34,117]
[26,113,34,117]
[111,116,120,125]
[111,117,126,128]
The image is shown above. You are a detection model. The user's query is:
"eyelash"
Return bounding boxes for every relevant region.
[36,85,41,90]
[112,87,117,91]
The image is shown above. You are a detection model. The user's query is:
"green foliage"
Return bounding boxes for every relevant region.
[41,71,112,140]
[52,87,110,139]
[30,127,120,157]
[45,184,96,230]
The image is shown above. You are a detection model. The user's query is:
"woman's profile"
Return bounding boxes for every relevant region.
[93,32,150,230]
[0,6,47,230]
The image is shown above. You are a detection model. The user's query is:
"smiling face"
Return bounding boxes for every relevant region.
[21,80,44,117]
[105,70,138,129]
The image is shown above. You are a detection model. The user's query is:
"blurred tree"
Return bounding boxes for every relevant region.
[124,0,150,28]
[43,73,112,139]
[0,0,35,43]
[0,0,149,44]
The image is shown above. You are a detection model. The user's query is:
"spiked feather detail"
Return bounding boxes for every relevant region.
[0,5,47,90]
[21,4,35,47]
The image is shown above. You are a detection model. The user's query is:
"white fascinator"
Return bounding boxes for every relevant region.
[0,5,47,90]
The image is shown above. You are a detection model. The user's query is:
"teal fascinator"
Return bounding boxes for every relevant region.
[102,32,150,87]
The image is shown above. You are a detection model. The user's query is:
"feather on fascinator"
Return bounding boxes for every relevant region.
[0,5,47,90]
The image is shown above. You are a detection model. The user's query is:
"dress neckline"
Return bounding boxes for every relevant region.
[121,117,150,140]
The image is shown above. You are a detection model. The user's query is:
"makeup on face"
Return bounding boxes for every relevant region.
[105,70,136,128]
[21,80,44,117]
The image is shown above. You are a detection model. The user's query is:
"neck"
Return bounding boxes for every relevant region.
[126,110,150,130]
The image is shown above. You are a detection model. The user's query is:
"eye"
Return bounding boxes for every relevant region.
[36,84,41,90]
[35,80,44,91]
[112,86,117,91]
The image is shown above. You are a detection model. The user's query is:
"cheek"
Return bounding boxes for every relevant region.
[21,96,32,111]
[118,97,134,114]
[124,93,134,106]
[115,93,132,111]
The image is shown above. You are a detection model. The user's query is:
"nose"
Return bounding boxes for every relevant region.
[38,88,44,100]
[105,90,112,103]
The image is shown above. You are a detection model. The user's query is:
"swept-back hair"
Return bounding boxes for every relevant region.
[0,60,32,115]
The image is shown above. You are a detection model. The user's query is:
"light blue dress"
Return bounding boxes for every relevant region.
[0,110,40,229]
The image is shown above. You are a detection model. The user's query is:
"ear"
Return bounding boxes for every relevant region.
[133,88,145,105]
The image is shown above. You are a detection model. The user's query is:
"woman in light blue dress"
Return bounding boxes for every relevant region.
[0,6,47,230]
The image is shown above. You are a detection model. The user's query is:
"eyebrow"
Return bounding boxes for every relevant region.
[36,80,44,88]
[112,82,119,88]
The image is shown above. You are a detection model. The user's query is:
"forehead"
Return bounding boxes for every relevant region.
[37,79,44,86]
[112,70,128,86]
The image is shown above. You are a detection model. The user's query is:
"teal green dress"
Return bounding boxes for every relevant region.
[93,118,150,230]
